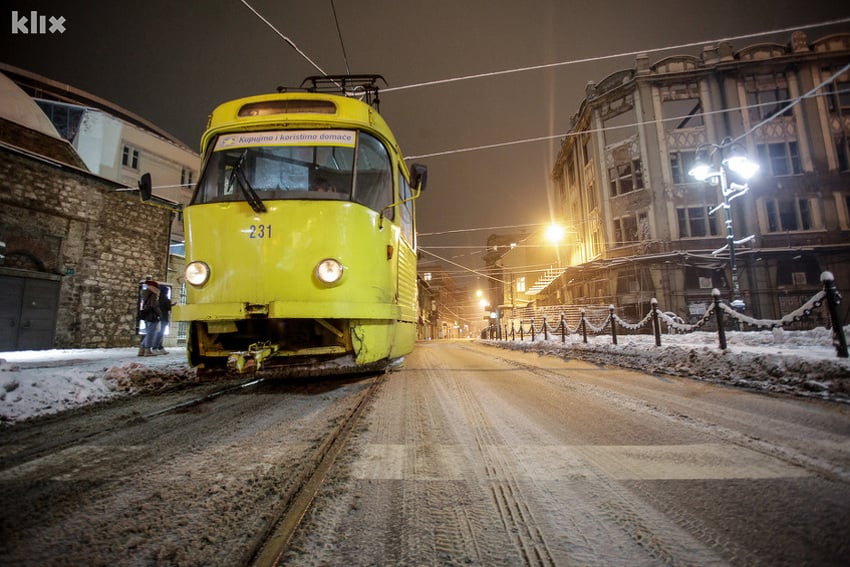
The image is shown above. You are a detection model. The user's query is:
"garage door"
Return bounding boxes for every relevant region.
[0,275,61,351]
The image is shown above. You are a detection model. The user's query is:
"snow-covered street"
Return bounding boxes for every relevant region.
[3,326,848,424]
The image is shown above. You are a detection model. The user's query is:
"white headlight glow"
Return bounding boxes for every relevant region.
[185,261,210,286]
[316,258,343,284]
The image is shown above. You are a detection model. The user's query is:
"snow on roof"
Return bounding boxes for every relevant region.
[0,71,61,138]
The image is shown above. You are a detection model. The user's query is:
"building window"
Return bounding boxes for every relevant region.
[757,141,801,176]
[613,215,639,246]
[516,277,526,293]
[764,198,820,232]
[836,135,850,172]
[824,67,850,113]
[745,72,793,121]
[181,168,194,187]
[122,145,140,169]
[608,159,644,196]
[661,96,704,129]
[670,150,696,184]
[35,100,85,142]
[676,206,719,238]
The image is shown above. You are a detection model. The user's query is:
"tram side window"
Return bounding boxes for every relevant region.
[353,132,393,216]
[399,167,414,246]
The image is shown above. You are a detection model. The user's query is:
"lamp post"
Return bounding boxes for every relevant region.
[688,138,759,313]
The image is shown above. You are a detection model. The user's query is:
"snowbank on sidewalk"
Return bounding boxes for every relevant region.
[1,347,192,423]
[484,326,850,402]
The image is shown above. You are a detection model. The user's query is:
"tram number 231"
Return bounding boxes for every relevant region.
[248,224,272,239]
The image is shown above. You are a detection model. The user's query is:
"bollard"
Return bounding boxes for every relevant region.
[519,320,524,341]
[609,305,618,345]
[821,271,849,358]
[510,321,516,341]
[530,322,536,342]
[543,316,549,341]
[651,298,662,347]
[560,312,567,344]
[580,308,588,343]
[712,288,727,350]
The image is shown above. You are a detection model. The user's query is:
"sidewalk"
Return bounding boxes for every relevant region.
[1,347,189,423]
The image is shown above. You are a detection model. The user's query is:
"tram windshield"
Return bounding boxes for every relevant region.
[193,129,393,214]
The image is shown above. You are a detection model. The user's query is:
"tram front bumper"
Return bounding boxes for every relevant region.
[173,301,401,322]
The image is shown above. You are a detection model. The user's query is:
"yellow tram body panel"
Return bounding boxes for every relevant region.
[175,201,404,320]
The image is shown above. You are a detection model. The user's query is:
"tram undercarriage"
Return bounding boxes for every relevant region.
[187,317,399,376]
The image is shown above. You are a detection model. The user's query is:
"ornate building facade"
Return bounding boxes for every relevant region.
[533,31,850,325]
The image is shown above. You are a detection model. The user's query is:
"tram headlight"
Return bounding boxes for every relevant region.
[185,261,210,287]
[315,258,343,284]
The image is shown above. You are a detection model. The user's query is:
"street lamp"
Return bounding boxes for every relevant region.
[688,138,759,312]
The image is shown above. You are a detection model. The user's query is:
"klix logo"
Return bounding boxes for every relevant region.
[10,10,66,34]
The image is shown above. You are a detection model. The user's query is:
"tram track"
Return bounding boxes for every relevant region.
[1,370,384,566]
[249,371,386,567]
[0,375,264,472]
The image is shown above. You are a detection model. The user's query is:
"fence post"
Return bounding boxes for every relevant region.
[651,298,661,347]
[580,308,588,343]
[821,271,849,358]
[609,304,618,345]
[543,316,549,341]
[519,320,524,342]
[713,288,727,350]
[560,312,567,344]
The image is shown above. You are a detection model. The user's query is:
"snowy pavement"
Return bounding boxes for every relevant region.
[0,347,192,423]
[486,325,850,403]
[2,326,849,423]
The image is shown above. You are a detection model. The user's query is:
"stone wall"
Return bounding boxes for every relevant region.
[0,146,173,348]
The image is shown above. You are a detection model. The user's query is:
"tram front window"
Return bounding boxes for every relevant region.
[193,129,393,214]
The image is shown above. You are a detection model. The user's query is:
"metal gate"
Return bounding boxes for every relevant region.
[0,273,61,351]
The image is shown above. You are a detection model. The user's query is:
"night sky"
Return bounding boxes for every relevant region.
[3,0,849,281]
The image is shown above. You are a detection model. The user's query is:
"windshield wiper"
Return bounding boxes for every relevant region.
[228,150,266,213]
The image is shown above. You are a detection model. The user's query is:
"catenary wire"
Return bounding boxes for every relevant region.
[330,0,351,75]
[239,0,328,75]
[383,16,850,94]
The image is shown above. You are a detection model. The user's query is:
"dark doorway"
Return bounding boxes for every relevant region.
[0,273,61,350]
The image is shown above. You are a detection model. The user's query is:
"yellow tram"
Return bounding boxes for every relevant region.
[172,76,426,375]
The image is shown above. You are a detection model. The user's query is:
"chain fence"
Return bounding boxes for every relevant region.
[492,271,848,359]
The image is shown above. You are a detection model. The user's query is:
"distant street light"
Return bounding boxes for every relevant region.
[688,137,759,312]
[544,223,566,244]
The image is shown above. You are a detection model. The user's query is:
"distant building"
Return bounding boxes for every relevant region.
[492,31,850,328]
[0,66,196,350]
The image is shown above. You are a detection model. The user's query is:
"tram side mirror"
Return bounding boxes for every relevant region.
[138,172,152,202]
[410,163,428,192]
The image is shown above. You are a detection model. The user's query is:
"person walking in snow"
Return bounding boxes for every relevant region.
[152,286,172,355]
[138,278,162,357]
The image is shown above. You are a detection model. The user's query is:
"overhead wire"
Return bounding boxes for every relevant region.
[732,62,850,145]
[239,0,328,75]
[330,0,351,74]
[383,16,850,94]
[406,89,850,160]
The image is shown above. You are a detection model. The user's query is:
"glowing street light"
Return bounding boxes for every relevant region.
[688,137,759,312]
[544,223,566,244]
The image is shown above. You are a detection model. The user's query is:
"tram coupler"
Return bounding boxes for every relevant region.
[227,341,279,373]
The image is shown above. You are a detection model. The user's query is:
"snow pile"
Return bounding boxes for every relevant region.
[485,326,850,402]
[1,348,192,423]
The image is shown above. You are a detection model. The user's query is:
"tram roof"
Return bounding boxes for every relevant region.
[201,92,401,156]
